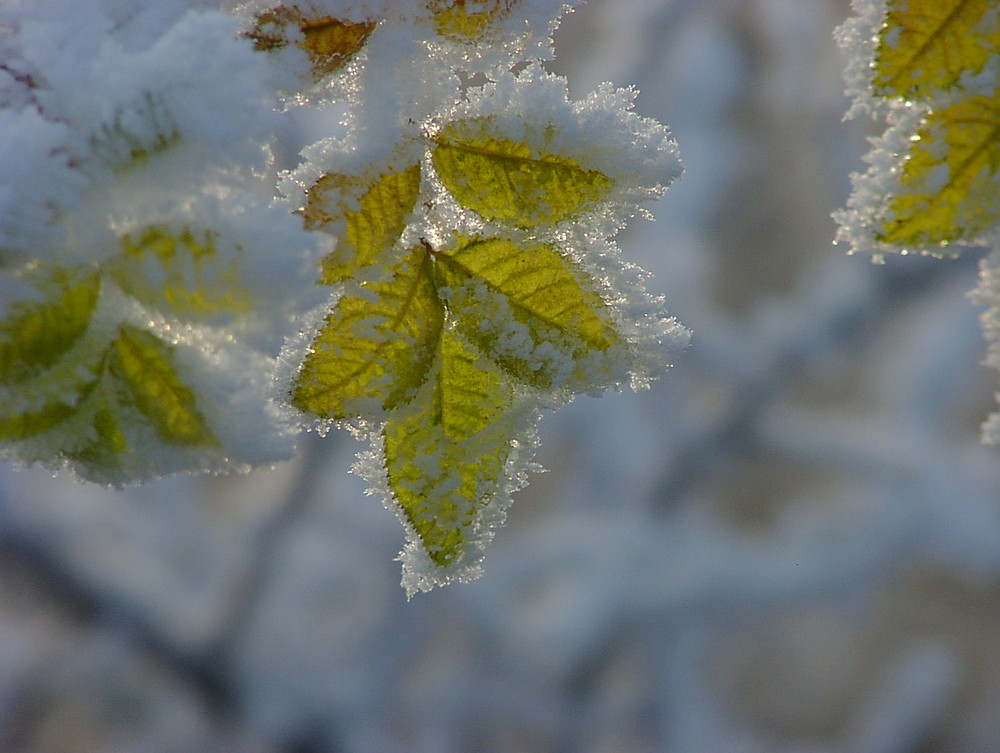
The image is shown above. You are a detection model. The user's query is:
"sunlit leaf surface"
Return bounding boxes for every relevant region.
[303,164,422,283]
[383,330,513,567]
[873,0,1000,99]
[293,245,445,418]
[433,121,613,227]
[434,235,618,387]
[879,94,1000,247]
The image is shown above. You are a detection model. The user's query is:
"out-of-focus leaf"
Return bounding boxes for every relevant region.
[67,405,129,471]
[0,269,99,384]
[878,94,1000,247]
[246,7,376,80]
[0,400,77,441]
[428,0,513,41]
[111,226,252,317]
[432,121,614,227]
[293,246,445,419]
[873,0,1000,100]
[108,325,219,446]
[302,164,422,283]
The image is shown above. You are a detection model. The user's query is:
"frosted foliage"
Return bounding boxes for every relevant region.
[264,1,685,591]
[835,0,1000,440]
[2,0,687,593]
[5,1,1000,752]
[0,0,329,482]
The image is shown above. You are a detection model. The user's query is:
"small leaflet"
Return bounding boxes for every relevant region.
[433,235,619,389]
[110,226,252,317]
[293,245,445,418]
[108,326,220,447]
[246,6,377,81]
[873,0,1000,100]
[0,400,78,442]
[382,329,514,571]
[0,269,100,384]
[302,163,423,282]
[432,121,614,227]
[428,0,514,41]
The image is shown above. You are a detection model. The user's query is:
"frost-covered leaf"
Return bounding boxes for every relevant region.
[873,0,1000,100]
[837,1,1000,445]
[246,6,376,81]
[836,0,1000,256]
[283,48,684,592]
[67,405,129,472]
[428,0,514,41]
[108,326,219,447]
[302,163,423,283]
[109,226,253,317]
[1,0,686,591]
[433,235,618,388]
[0,400,79,442]
[878,95,1000,248]
[382,329,515,573]
[293,245,445,419]
[0,269,99,384]
[432,119,614,227]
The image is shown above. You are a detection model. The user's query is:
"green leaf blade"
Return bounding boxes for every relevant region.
[432,122,614,227]
[109,326,219,446]
[879,94,1000,247]
[0,400,77,441]
[293,247,445,419]
[873,0,1000,100]
[383,330,515,570]
[0,270,100,384]
[434,235,620,388]
[305,164,423,283]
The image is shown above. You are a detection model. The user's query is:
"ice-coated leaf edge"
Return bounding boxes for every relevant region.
[352,401,543,598]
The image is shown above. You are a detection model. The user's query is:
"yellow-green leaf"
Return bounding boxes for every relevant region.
[432,121,614,227]
[428,0,513,41]
[0,400,76,441]
[878,94,1000,247]
[246,8,376,81]
[66,405,129,470]
[0,269,99,384]
[110,226,251,317]
[293,246,445,419]
[873,0,1000,100]
[108,325,219,446]
[383,330,513,567]
[434,235,619,386]
[303,164,422,283]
